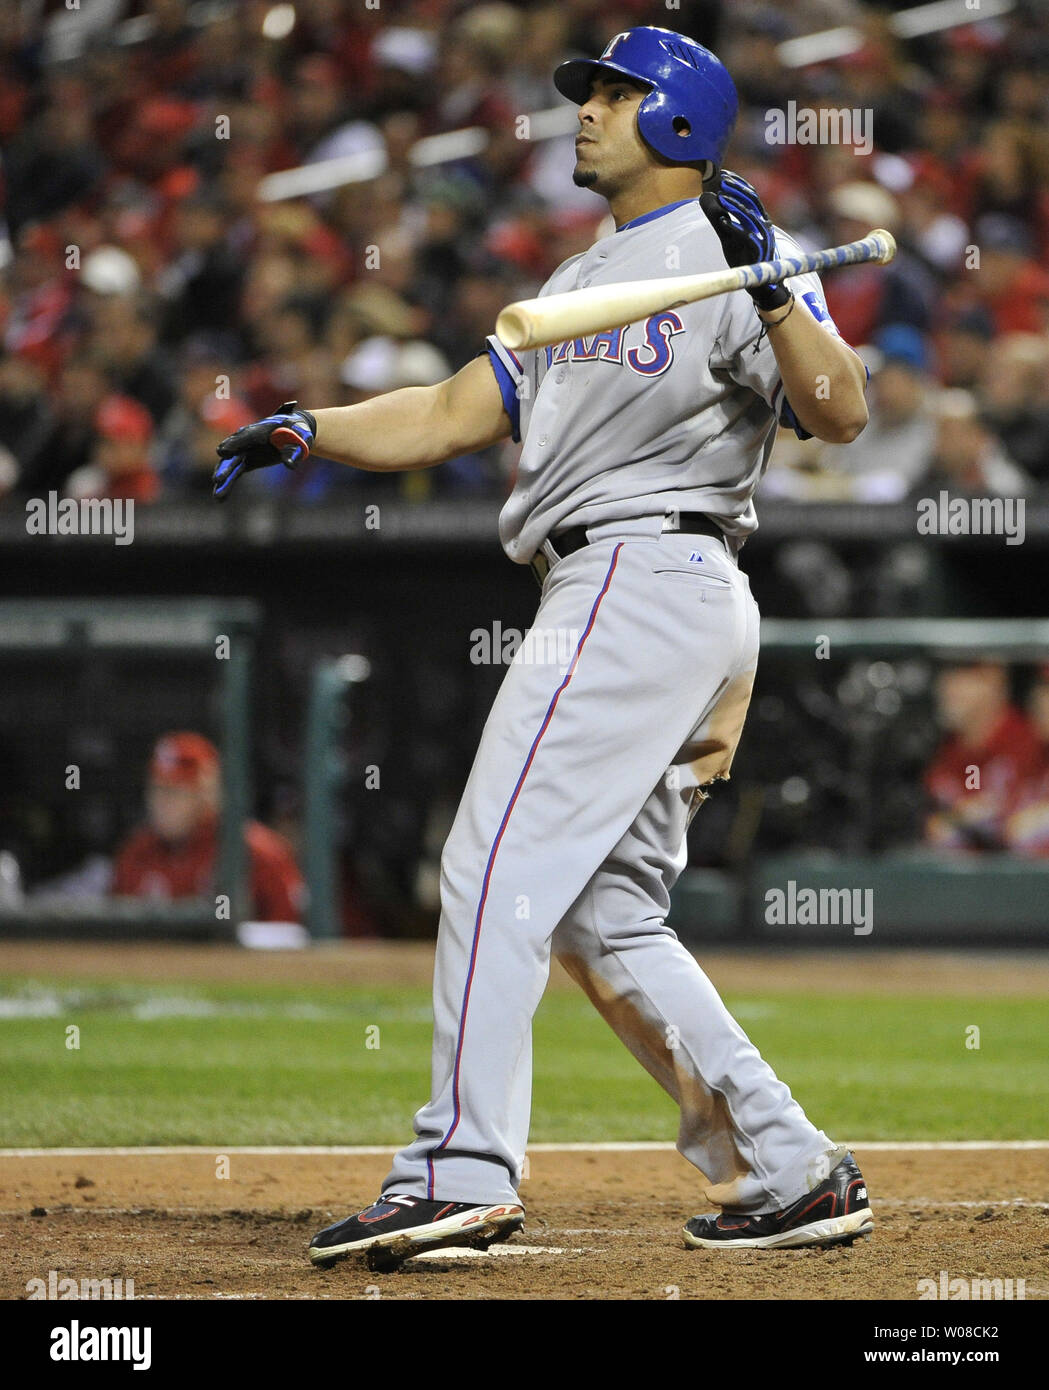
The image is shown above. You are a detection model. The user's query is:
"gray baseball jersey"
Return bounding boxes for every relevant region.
[485,197,853,563]
[380,195,861,1220]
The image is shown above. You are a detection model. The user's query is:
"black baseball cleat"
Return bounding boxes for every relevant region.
[308,1194,525,1272]
[683,1151,874,1250]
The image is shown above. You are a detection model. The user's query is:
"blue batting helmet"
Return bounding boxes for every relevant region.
[554,27,738,170]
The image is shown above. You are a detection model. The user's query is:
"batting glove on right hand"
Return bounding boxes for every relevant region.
[213,401,317,499]
[700,170,791,311]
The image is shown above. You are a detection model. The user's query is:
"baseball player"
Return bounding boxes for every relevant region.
[215,27,875,1270]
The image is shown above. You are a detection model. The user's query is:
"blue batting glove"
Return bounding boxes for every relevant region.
[213,400,317,499]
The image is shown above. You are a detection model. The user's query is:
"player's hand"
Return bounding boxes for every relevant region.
[700,170,791,311]
[213,401,317,499]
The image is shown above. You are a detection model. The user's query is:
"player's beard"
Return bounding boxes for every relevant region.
[572,166,600,188]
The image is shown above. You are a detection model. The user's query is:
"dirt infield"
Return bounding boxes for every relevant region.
[2,1148,1047,1301]
[5,940,1049,996]
[3,943,1047,1300]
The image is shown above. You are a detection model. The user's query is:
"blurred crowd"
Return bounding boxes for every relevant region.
[1,0,1049,507]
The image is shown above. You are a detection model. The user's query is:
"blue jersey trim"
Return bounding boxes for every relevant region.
[484,346,521,442]
[617,198,698,232]
[779,396,811,441]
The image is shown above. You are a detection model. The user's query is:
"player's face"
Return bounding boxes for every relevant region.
[572,75,653,196]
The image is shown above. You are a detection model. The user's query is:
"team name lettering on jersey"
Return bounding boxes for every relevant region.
[545,312,685,378]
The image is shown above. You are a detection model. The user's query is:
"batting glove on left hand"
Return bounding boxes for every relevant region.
[700,170,791,311]
[213,400,317,499]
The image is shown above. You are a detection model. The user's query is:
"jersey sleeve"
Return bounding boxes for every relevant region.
[712,233,869,441]
[481,335,524,443]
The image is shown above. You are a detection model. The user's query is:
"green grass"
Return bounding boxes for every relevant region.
[0,976,1045,1145]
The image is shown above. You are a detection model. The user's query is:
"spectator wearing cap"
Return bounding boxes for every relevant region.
[904,94,973,223]
[897,166,970,275]
[968,119,1049,262]
[112,732,304,923]
[245,299,323,410]
[3,225,77,378]
[157,193,245,343]
[0,354,52,485]
[967,214,1049,337]
[368,25,438,120]
[107,92,200,188]
[287,54,383,169]
[158,334,248,492]
[940,23,1000,109]
[13,360,111,498]
[184,393,256,497]
[976,333,1049,487]
[718,11,796,113]
[427,14,525,191]
[323,283,422,366]
[1004,668,1049,858]
[249,334,489,501]
[920,388,1031,500]
[82,293,176,425]
[818,324,937,501]
[830,25,923,156]
[2,81,104,235]
[934,306,994,390]
[822,182,936,342]
[925,663,1042,853]
[66,394,160,503]
[411,177,487,322]
[504,5,571,115]
[79,245,142,298]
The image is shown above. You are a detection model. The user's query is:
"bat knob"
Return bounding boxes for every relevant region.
[870,229,897,265]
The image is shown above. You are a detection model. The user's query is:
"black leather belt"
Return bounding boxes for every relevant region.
[530,513,728,585]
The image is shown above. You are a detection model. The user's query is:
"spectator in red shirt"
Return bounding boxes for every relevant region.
[112,731,304,922]
[822,182,935,343]
[66,394,160,503]
[968,215,1049,337]
[1004,668,1049,858]
[924,663,1042,852]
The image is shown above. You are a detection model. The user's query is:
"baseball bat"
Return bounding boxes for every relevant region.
[495,228,897,352]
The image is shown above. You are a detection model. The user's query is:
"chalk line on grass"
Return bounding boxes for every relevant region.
[1,1141,1046,1158]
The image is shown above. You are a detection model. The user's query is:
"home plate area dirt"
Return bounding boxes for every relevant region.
[2,1148,1047,1301]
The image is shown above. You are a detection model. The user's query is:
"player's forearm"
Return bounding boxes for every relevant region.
[760,298,869,443]
[308,388,453,472]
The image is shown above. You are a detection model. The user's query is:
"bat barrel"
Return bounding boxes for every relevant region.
[496,227,898,352]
